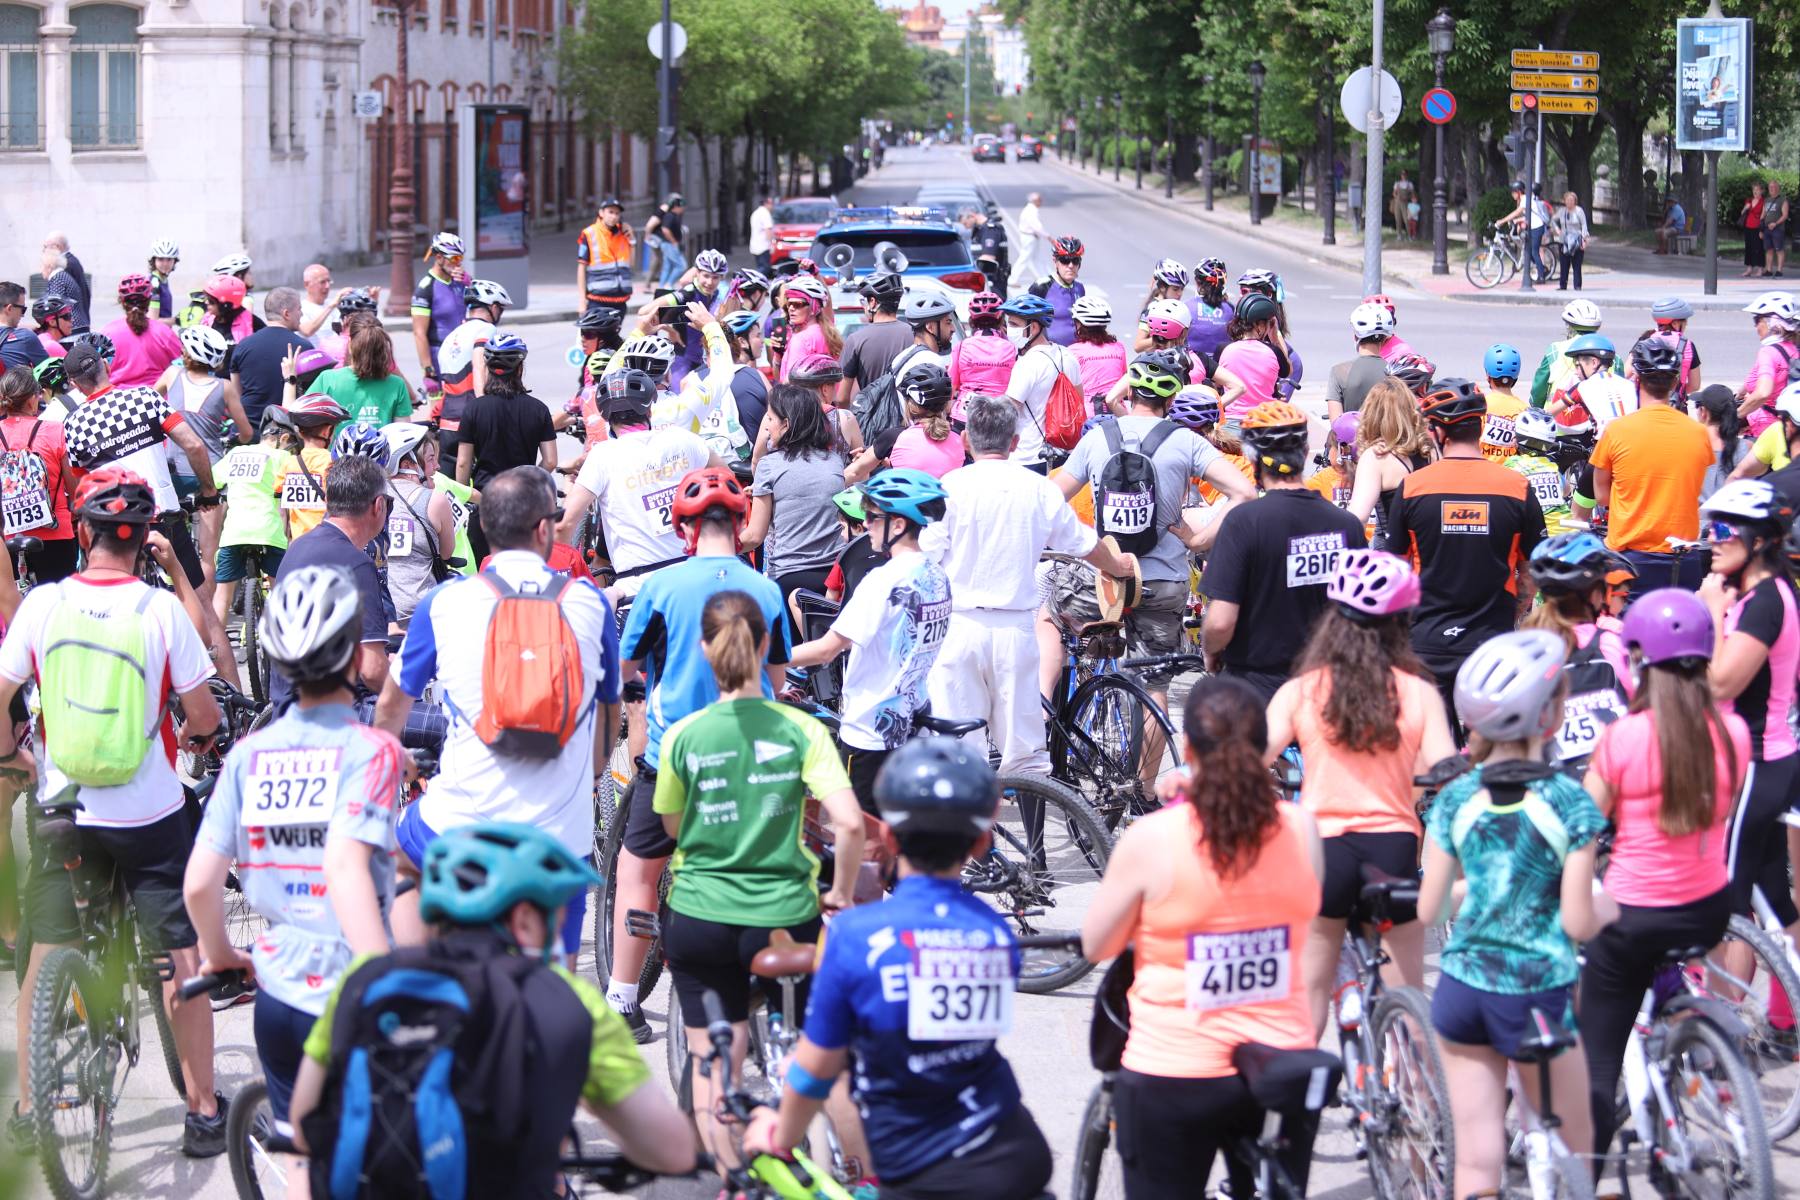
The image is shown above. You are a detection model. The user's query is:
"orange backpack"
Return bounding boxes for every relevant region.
[471,571,587,758]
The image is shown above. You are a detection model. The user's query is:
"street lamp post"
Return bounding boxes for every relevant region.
[1204,75,1215,211]
[1113,92,1122,182]
[384,0,416,317]
[1249,60,1266,226]
[1165,110,1175,199]
[1427,8,1455,275]
[1321,71,1336,245]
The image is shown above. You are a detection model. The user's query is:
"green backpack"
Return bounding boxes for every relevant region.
[39,587,159,787]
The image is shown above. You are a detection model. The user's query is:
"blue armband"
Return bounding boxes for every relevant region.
[785,1061,834,1100]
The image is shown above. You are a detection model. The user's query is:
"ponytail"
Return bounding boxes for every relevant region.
[1178,677,1282,880]
[700,589,766,693]
[906,400,951,443]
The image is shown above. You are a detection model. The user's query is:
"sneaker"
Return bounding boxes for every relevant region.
[615,1001,652,1044]
[181,1092,229,1158]
[9,1102,34,1156]
[211,976,256,1011]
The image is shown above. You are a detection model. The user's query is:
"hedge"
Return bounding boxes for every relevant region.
[1470,186,1516,241]
[1720,169,1800,230]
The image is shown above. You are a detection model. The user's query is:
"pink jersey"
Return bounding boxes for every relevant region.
[1742,338,1796,438]
[1069,339,1127,403]
[889,425,965,477]
[98,317,183,389]
[778,323,831,382]
[1377,334,1416,364]
[950,332,1018,417]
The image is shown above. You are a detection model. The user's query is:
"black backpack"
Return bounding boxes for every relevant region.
[301,930,592,1200]
[853,344,926,447]
[1094,419,1176,555]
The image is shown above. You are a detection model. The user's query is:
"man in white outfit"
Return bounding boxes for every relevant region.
[1008,192,1048,290]
[923,395,1137,774]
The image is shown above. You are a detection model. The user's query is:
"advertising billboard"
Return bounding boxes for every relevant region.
[458,104,531,305]
[1675,18,1753,152]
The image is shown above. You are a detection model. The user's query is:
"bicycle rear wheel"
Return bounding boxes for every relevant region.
[1703,915,1800,1141]
[1465,243,1509,289]
[1656,1013,1773,1200]
[241,570,266,708]
[1062,674,1177,833]
[964,774,1109,993]
[594,786,671,997]
[29,947,111,1200]
[1069,1077,1125,1200]
[227,1079,290,1200]
[148,969,186,1099]
[1366,986,1453,1200]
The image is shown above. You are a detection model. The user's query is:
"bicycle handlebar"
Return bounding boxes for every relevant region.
[177,968,248,1002]
[560,1151,716,1188]
[1119,653,1207,676]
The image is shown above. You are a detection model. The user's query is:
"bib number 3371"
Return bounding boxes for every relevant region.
[906,942,1015,1041]
[1186,925,1290,1012]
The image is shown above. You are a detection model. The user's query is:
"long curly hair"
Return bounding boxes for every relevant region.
[1179,677,1282,880]
[1292,606,1429,753]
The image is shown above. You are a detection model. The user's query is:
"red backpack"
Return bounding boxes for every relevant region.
[1041,351,1087,451]
[471,571,587,758]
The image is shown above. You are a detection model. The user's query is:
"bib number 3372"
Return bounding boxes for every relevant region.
[241,747,344,826]
[906,942,1015,1041]
[1186,925,1290,1012]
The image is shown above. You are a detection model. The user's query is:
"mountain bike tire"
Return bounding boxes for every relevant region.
[1069,1077,1124,1200]
[29,947,110,1200]
[149,967,186,1100]
[241,571,266,708]
[227,1078,289,1200]
[978,774,1109,994]
[1366,985,1453,1200]
[1707,914,1800,1141]
[1658,1012,1773,1200]
[594,786,671,997]
[1061,673,1177,835]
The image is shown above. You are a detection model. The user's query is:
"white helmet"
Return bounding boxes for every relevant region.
[149,238,180,261]
[465,278,512,310]
[1560,298,1601,331]
[1454,630,1569,743]
[259,565,364,684]
[429,231,466,258]
[1349,302,1396,340]
[619,333,677,375]
[178,324,228,369]
[1071,296,1113,328]
[381,421,433,473]
[694,249,729,275]
[1743,291,1799,323]
[1151,258,1190,288]
[783,275,830,311]
[1774,381,1800,425]
[1145,298,1191,329]
[1701,478,1789,530]
[211,251,253,276]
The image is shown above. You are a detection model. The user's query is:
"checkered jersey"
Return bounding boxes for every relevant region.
[62,385,178,470]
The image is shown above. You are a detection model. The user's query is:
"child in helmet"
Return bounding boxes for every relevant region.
[278,393,348,540]
[1550,335,1637,433]
[1521,532,1636,770]
[1479,343,1527,461]
[1503,408,1573,534]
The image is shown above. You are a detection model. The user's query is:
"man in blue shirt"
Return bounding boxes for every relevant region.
[743,738,1053,1200]
[0,282,48,368]
[1656,197,1689,255]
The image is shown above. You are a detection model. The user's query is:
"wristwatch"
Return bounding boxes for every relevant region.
[196,492,222,509]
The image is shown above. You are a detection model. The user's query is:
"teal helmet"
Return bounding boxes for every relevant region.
[723,309,762,337]
[1562,333,1616,361]
[419,822,600,935]
[859,468,947,528]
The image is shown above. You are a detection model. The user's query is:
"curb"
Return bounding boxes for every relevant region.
[1440,288,1756,312]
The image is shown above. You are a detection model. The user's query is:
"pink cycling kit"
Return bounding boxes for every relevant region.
[1217,340,1280,423]
[889,426,966,478]
[950,333,1018,419]
[779,323,831,382]
[1070,339,1127,405]
[1741,338,1796,438]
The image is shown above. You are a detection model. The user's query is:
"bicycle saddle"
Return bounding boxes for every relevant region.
[914,713,986,738]
[6,535,42,557]
[1231,1042,1344,1113]
[1515,1007,1577,1063]
[1355,865,1420,926]
[751,929,819,980]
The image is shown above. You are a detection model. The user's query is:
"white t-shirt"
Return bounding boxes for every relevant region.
[301,297,332,333]
[0,576,213,827]
[438,317,495,383]
[1570,373,1639,434]
[749,205,774,256]
[573,426,712,575]
[399,551,619,857]
[920,457,1098,612]
[833,553,952,751]
[1004,342,1082,464]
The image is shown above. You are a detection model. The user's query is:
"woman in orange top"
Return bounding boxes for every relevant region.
[1264,550,1456,1035]
[1082,677,1324,1198]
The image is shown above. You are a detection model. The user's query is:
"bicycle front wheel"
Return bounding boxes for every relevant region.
[227,1078,290,1200]
[1657,1012,1773,1200]
[1062,673,1178,833]
[594,786,670,997]
[1703,915,1800,1141]
[1366,986,1454,1200]
[241,573,266,708]
[1069,1077,1125,1200]
[29,947,112,1200]
[1465,243,1508,289]
[964,774,1109,993]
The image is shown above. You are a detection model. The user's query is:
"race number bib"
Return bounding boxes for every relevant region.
[1186,925,1291,1012]
[905,933,1016,1041]
[1100,489,1154,535]
[1552,689,1625,762]
[388,515,415,557]
[642,483,677,532]
[282,472,324,509]
[224,453,267,482]
[1527,468,1564,511]
[1285,532,1347,587]
[1,487,52,535]
[241,747,343,827]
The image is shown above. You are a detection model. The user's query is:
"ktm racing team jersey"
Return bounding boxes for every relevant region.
[1388,455,1546,662]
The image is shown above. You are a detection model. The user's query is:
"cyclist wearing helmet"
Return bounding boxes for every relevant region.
[184,565,405,1154]
[1305,410,1361,511]
[1737,290,1799,438]
[0,282,47,370]
[146,238,179,322]
[1549,334,1637,432]
[744,738,1055,1200]
[1503,407,1574,534]
[791,468,952,805]
[837,271,913,408]
[0,366,77,586]
[897,291,958,373]
[1636,296,1702,398]
[1198,401,1367,700]
[1217,293,1290,427]
[665,247,729,389]
[434,279,512,454]
[846,361,965,481]
[0,467,229,1157]
[952,290,1019,417]
[1478,343,1527,461]
[210,411,298,635]
[1421,631,1612,1200]
[1529,298,1616,409]
[1326,302,1395,420]
[1589,342,1711,594]
[1266,550,1453,1033]
[201,272,257,345]
[100,274,183,388]
[604,467,789,1039]
[1523,532,1636,769]
[577,195,637,317]
[454,334,555,507]
[564,307,626,452]
[380,421,460,625]
[1068,294,1123,405]
[1186,257,1234,361]
[1080,677,1325,1200]
[158,325,248,468]
[1025,235,1087,345]
[1389,379,1546,716]
[1132,259,1191,352]
[999,293,1082,467]
[32,296,73,360]
[288,822,694,1192]
[280,391,350,540]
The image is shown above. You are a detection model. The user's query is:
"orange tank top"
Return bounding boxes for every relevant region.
[1291,666,1431,839]
[1121,803,1320,1079]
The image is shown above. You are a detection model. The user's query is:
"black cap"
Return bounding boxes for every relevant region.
[598,196,622,210]
[63,341,104,381]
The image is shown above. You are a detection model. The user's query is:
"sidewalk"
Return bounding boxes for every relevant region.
[1041,152,1769,310]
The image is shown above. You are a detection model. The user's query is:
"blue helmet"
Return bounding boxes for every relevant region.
[1483,343,1522,382]
[859,468,947,527]
[330,422,392,470]
[419,822,601,933]
[722,309,761,337]
[998,294,1054,325]
[1529,530,1634,594]
[1563,333,1616,361]
[1081,411,1118,437]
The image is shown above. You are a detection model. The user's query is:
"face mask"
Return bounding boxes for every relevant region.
[1006,327,1031,350]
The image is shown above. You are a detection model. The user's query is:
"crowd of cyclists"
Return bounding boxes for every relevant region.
[3,199,1800,1200]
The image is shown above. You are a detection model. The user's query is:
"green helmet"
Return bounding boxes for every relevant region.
[831,487,866,523]
[419,823,600,934]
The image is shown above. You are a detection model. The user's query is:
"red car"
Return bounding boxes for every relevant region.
[769,196,840,264]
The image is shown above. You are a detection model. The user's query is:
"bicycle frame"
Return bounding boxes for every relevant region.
[1619,971,1753,1177]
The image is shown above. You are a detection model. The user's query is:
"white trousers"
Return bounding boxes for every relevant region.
[927,608,1046,775]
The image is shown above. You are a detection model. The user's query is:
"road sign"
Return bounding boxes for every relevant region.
[1510,93,1600,115]
[1511,49,1600,71]
[1339,67,1402,134]
[647,20,687,61]
[1510,71,1599,94]
[1421,87,1456,125]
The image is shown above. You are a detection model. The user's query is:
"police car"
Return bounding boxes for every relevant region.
[807,207,984,331]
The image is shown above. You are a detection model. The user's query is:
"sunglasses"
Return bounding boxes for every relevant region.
[783,299,810,310]
[1054,257,1081,266]
[1702,519,1743,544]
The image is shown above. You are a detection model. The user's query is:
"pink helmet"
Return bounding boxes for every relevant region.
[1327,550,1420,619]
[969,291,1003,320]
[204,274,247,306]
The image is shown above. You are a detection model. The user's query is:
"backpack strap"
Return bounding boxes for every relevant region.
[1138,419,1178,459]
[24,421,40,453]
[1100,417,1124,457]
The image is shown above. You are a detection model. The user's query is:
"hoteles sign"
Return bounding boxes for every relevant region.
[1675,17,1753,152]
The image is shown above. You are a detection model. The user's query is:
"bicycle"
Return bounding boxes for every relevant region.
[224,545,277,706]
[1499,1007,1594,1200]
[27,788,187,1200]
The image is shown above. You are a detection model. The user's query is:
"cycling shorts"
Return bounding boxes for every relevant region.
[622,765,676,859]
[841,743,890,817]
[26,807,197,950]
[1726,752,1800,927]
[1113,1067,1323,1200]
[155,512,207,590]
[254,988,316,1124]
[662,908,823,1026]
[215,544,285,584]
[1430,974,1576,1061]
[396,802,587,957]
[1319,831,1418,921]
[879,1103,1053,1200]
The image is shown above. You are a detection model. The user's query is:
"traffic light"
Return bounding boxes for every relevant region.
[1502,132,1524,172]
[655,126,678,165]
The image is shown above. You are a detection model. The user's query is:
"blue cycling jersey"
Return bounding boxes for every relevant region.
[1186,296,1234,361]
[803,875,1023,1180]
[1028,277,1086,347]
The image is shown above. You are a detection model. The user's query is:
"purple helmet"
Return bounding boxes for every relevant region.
[1328,550,1420,619]
[1621,587,1715,665]
[1330,411,1360,449]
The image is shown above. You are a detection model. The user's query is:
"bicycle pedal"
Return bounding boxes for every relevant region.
[624,908,661,940]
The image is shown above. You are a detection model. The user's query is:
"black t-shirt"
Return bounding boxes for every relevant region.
[1727,576,1795,758]
[973,222,1005,263]
[833,532,884,606]
[230,326,313,429]
[459,390,554,490]
[269,521,387,708]
[730,367,769,436]
[1199,488,1368,676]
[840,320,918,390]
[1766,461,1800,516]
[1387,454,1546,663]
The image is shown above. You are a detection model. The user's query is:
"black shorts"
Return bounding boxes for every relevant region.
[1320,831,1419,921]
[880,1104,1053,1200]
[26,806,198,951]
[156,512,207,590]
[842,743,890,817]
[662,908,823,1026]
[25,536,79,584]
[621,765,675,859]
[1726,753,1800,926]
[1219,667,1288,706]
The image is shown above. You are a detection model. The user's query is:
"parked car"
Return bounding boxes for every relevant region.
[1015,136,1043,162]
[972,136,1006,163]
[768,195,840,264]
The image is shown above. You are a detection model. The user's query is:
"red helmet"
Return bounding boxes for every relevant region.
[204,274,247,306]
[1362,293,1396,317]
[287,391,350,427]
[118,274,155,303]
[73,466,157,531]
[671,466,749,553]
[1051,236,1085,260]
[968,291,1003,319]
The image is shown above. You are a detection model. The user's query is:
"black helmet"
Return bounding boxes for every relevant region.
[336,289,378,315]
[1630,336,1682,378]
[858,271,905,302]
[898,362,953,411]
[577,306,624,335]
[601,369,656,421]
[1420,377,1487,427]
[31,296,72,324]
[873,737,999,838]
